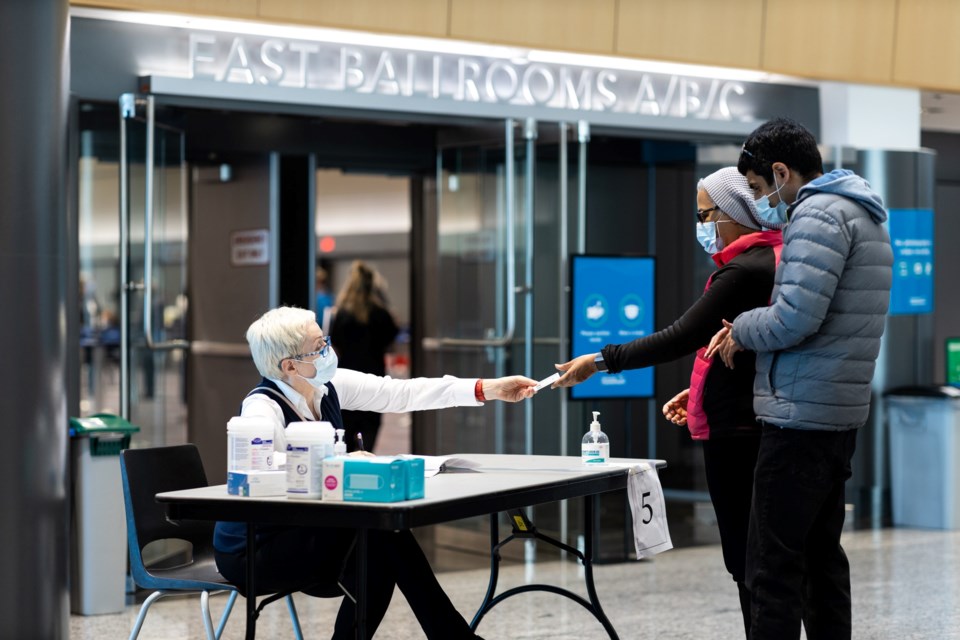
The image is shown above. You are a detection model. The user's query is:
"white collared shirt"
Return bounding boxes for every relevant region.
[240,368,480,453]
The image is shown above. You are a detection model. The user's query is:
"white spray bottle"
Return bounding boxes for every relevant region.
[334,428,347,456]
[581,411,609,465]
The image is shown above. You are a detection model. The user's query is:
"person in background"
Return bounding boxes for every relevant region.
[315,265,335,331]
[330,261,400,451]
[214,306,537,640]
[708,117,892,639]
[553,167,783,637]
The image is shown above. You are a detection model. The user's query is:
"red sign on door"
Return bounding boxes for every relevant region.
[230,229,269,266]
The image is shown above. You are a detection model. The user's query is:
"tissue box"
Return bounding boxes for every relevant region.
[404,457,425,500]
[322,457,424,502]
[227,470,286,497]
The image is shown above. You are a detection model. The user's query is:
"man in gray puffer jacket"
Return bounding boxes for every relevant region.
[708,118,893,640]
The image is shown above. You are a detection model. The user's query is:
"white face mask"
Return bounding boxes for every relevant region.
[295,350,338,389]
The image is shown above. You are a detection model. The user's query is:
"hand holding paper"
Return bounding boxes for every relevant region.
[534,373,560,392]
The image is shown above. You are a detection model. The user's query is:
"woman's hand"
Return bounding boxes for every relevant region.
[662,388,690,426]
[552,353,601,388]
[348,450,375,458]
[482,375,538,402]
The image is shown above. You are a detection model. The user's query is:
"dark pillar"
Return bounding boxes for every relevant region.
[278,155,314,309]
[0,1,71,637]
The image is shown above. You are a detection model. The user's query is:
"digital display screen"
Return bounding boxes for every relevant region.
[570,255,655,399]
[888,208,934,315]
[947,338,960,387]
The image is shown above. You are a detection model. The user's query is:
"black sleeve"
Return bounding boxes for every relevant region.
[602,261,771,373]
[371,306,400,351]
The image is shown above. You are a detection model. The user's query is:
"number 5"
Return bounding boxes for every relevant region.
[641,491,653,524]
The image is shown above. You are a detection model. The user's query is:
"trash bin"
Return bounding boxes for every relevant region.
[69,413,140,615]
[886,386,960,530]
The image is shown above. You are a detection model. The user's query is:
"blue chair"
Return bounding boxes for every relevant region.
[120,444,304,640]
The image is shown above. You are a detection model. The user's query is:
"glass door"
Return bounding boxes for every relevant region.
[119,94,189,446]
[418,119,531,456]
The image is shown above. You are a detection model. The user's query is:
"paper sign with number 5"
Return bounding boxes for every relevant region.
[628,465,673,558]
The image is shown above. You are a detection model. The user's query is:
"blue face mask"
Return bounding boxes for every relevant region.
[696,221,722,254]
[754,172,789,225]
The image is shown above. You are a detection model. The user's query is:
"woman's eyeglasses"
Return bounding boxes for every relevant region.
[289,336,333,362]
[696,206,721,223]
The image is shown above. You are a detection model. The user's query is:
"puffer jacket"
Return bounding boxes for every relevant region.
[730,169,893,430]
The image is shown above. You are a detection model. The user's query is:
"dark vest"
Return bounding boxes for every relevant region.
[213,378,343,554]
[246,377,344,429]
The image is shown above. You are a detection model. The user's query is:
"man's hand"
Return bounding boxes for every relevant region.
[704,321,731,359]
[483,375,538,402]
[705,320,744,369]
[552,353,600,388]
[662,388,690,426]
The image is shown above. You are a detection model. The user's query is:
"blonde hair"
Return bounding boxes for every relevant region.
[335,261,383,324]
[246,306,316,379]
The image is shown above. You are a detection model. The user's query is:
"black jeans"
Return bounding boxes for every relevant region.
[746,424,858,640]
[702,432,762,639]
[215,526,478,640]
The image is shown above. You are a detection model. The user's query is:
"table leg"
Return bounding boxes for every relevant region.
[470,513,501,630]
[355,528,367,639]
[246,522,257,640]
[583,495,619,640]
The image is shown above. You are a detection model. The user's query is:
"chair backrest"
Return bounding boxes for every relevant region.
[120,445,216,573]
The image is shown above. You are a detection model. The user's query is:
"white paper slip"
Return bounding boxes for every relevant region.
[534,373,560,392]
[398,455,481,478]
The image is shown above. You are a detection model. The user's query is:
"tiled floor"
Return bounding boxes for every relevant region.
[71,527,960,639]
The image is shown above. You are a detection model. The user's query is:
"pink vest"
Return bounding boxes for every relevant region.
[685,231,783,440]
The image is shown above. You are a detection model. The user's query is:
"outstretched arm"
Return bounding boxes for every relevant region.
[552,353,600,388]
[482,375,538,401]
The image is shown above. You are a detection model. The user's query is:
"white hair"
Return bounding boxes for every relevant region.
[246,306,317,379]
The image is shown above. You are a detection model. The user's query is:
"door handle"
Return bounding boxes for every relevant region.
[142,95,189,352]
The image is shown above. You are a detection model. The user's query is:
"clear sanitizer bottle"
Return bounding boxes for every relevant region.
[334,428,347,456]
[581,411,609,465]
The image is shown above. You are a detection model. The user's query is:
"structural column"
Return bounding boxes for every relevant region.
[0,0,71,637]
[820,82,931,529]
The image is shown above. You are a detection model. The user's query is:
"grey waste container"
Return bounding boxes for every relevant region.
[69,414,140,615]
[885,386,960,530]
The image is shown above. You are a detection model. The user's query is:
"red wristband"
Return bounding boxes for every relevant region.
[475,379,486,402]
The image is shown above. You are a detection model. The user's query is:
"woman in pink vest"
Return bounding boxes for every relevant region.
[555,167,782,638]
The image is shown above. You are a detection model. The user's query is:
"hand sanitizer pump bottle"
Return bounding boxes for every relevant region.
[581,411,609,465]
[334,428,347,456]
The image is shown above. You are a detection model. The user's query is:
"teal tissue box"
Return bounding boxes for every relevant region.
[322,456,425,502]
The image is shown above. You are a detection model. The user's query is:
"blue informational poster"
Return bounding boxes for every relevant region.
[888,208,934,315]
[570,255,655,399]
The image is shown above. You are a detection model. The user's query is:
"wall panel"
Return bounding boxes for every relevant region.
[449,0,616,54]
[69,0,960,95]
[259,0,449,37]
[762,0,896,83]
[616,0,763,70]
[74,0,258,17]
[893,0,960,91]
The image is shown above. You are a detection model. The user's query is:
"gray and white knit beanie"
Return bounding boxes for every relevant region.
[697,167,771,231]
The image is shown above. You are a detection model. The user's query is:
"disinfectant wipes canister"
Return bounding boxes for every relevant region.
[285,421,335,499]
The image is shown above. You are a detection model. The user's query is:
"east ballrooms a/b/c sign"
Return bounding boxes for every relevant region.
[73,9,818,134]
[186,33,762,120]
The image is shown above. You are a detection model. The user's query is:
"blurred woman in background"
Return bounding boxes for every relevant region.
[331,260,400,451]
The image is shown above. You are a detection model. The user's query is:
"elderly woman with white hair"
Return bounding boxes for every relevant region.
[214,306,536,640]
[553,167,783,638]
